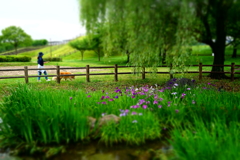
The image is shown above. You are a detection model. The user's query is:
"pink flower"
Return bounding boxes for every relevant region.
[175,109,179,113]
[132,112,137,115]
[142,105,148,109]
[153,100,158,104]
[158,105,162,108]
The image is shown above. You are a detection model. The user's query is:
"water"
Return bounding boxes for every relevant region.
[0,140,173,160]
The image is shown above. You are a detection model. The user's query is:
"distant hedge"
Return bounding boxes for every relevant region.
[44,57,62,62]
[0,56,31,62]
[32,39,48,46]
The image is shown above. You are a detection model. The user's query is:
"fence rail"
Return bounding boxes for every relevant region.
[0,63,239,83]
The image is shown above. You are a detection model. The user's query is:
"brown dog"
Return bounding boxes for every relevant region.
[60,72,75,81]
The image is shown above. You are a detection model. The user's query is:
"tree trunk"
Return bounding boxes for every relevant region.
[210,45,225,78]
[14,46,18,54]
[98,48,100,61]
[210,5,227,79]
[80,50,84,61]
[232,48,237,58]
[126,50,130,63]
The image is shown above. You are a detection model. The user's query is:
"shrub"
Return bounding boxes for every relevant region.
[32,39,48,46]
[0,56,31,62]
[44,57,62,62]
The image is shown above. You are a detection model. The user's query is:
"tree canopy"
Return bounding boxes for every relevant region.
[69,38,90,61]
[0,26,32,54]
[79,0,240,78]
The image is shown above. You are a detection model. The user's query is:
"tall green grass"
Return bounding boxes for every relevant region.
[171,118,240,160]
[0,80,239,159]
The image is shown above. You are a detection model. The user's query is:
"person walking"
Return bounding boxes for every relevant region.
[37,52,51,82]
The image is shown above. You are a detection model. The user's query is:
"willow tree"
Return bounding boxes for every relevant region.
[79,0,240,78]
[79,0,194,73]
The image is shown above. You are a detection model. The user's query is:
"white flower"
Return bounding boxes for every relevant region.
[132,120,138,123]
[171,92,177,95]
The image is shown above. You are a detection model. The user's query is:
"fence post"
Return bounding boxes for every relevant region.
[231,62,235,82]
[142,67,145,79]
[24,66,29,83]
[86,65,90,82]
[114,64,118,82]
[170,63,173,79]
[199,63,202,80]
[56,66,60,83]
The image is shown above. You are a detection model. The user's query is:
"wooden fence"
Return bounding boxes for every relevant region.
[0,63,239,83]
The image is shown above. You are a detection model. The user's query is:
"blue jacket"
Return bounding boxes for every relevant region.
[38,56,44,66]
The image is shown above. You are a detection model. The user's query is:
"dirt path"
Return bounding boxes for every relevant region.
[0,66,106,76]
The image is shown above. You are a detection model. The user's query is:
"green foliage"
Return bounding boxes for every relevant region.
[43,57,62,62]
[1,26,33,53]
[69,38,90,60]
[32,39,48,46]
[0,56,31,62]
[0,42,14,53]
[0,85,90,144]
[79,0,240,77]
[171,119,240,160]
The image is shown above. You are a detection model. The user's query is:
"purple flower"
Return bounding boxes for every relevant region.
[115,89,121,93]
[120,113,127,116]
[175,109,179,113]
[168,101,171,104]
[158,105,162,108]
[159,98,163,101]
[125,109,129,113]
[159,89,164,92]
[131,96,135,98]
[100,96,105,100]
[142,105,148,109]
[132,112,137,115]
[69,97,72,100]
[109,99,114,101]
[102,102,107,104]
[114,96,119,98]
[87,95,91,97]
[168,104,171,107]
[181,93,186,98]
[192,100,196,104]
[131,105,140,108]
[101,113,106,116]
[105,96,110,99]
[153,100,158,104]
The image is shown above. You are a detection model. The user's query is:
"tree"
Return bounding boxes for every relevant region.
[1,26,32,54]
[88,34,103,61]
[79,0,240,78]
[69,38,90,60]
[227,2,240,58]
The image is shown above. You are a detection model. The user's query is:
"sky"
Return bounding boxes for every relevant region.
[0,0,86,41]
